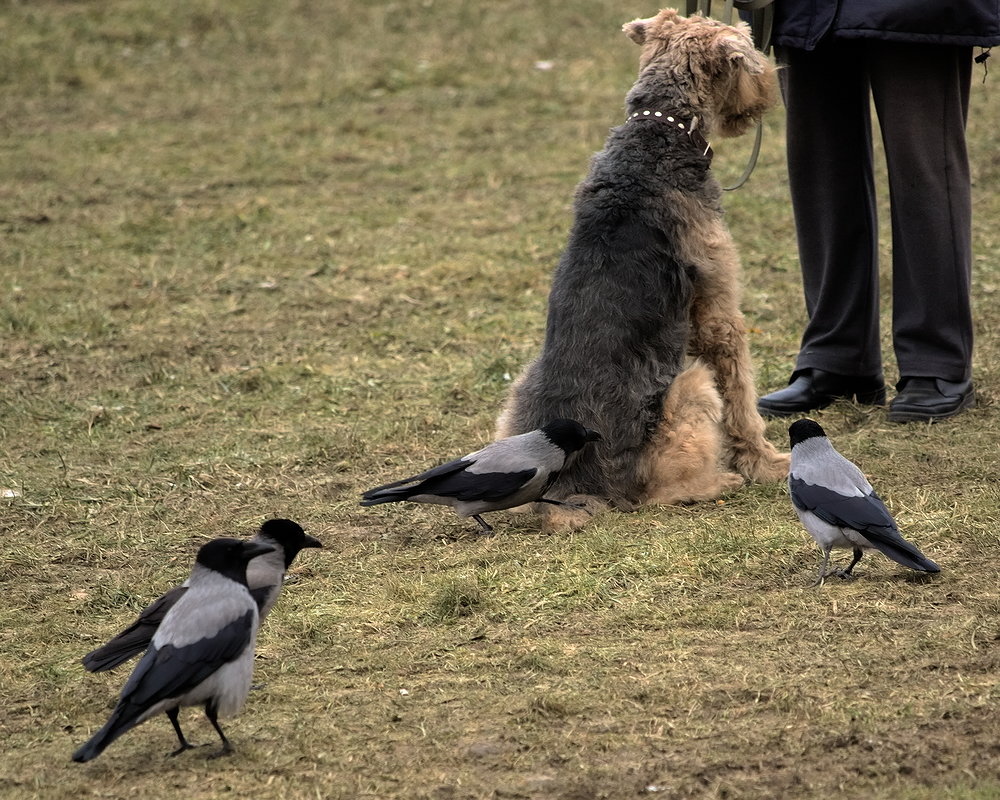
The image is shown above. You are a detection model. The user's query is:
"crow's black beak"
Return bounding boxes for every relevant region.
[243,542,277,560]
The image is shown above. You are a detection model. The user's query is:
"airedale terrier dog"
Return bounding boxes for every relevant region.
[496,9,790,529]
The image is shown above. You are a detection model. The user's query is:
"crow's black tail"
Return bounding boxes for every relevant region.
[359,487,413,507]
[869,535,941,573]
[72,703,144,763]
[82,627,154,673]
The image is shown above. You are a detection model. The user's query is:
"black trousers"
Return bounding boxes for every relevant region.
[778,40,974,382]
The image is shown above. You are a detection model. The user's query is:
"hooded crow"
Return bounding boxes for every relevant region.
[81,519,320,673]
[360,419,602,533]
[788,419,941,585]
[72,537,274,762]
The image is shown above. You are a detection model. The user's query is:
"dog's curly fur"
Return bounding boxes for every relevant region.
[496,9,790,529]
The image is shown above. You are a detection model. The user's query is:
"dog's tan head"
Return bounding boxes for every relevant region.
[622,8,776,138]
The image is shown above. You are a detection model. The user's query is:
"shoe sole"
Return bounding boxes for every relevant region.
[757,393,886,419]
[887,393,975,423]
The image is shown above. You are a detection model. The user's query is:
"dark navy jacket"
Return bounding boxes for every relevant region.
[772,0,1000,50]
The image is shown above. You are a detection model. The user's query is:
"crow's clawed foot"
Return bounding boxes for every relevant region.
[813,568,856,587]
[471,515,495,535]
[206,743,234,760]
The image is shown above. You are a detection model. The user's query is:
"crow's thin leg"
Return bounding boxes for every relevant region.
[842,548,864,576]
[166,708,196,756]
[537,497,594,516]
[204,702,233,759]
[813,550,831,587]
[471,514,494,534]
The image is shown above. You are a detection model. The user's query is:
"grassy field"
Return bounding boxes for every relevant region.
[3,1,1000,798]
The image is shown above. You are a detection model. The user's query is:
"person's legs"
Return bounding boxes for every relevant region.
[871,42,973,381]
[759,42,885,416]
[869,42,975,422]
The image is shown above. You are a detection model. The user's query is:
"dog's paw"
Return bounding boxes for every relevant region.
[719,471,745,492]
[734,448,790,482]
[538,495,605,532]
[755,451,791,481]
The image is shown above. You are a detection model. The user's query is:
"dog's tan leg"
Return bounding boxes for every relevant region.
[494,367,531,441]
[671,195,790,482]
[494,400,514,441]
[642,362,744,504]
[691,306,789,481]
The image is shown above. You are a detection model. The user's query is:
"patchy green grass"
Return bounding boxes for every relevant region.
[3,1,1000,798]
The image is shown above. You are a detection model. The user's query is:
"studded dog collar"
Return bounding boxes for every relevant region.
[625,110,713,161]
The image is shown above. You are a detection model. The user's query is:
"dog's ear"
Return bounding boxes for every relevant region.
[711,26,777,137]
[623,8,680,45]
[622,18,649,45]
[718,29,768,75]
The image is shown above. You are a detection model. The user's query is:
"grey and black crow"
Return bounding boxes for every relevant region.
[788,419,941,585]
[73,537,274,762]
[81,519,321,673]
[360,419,601,533]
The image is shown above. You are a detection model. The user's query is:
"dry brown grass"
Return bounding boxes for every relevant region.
[3,1,1000,798]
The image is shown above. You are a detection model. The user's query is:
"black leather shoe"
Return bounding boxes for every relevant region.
[887,377,975,423]
[757,369,886,418]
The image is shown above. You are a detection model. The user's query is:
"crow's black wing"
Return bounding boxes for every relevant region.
[81,586,189,673]
[362,457,470,498]
[120,609,255,709]
[790,477,895,532]
[417,467,538,502]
